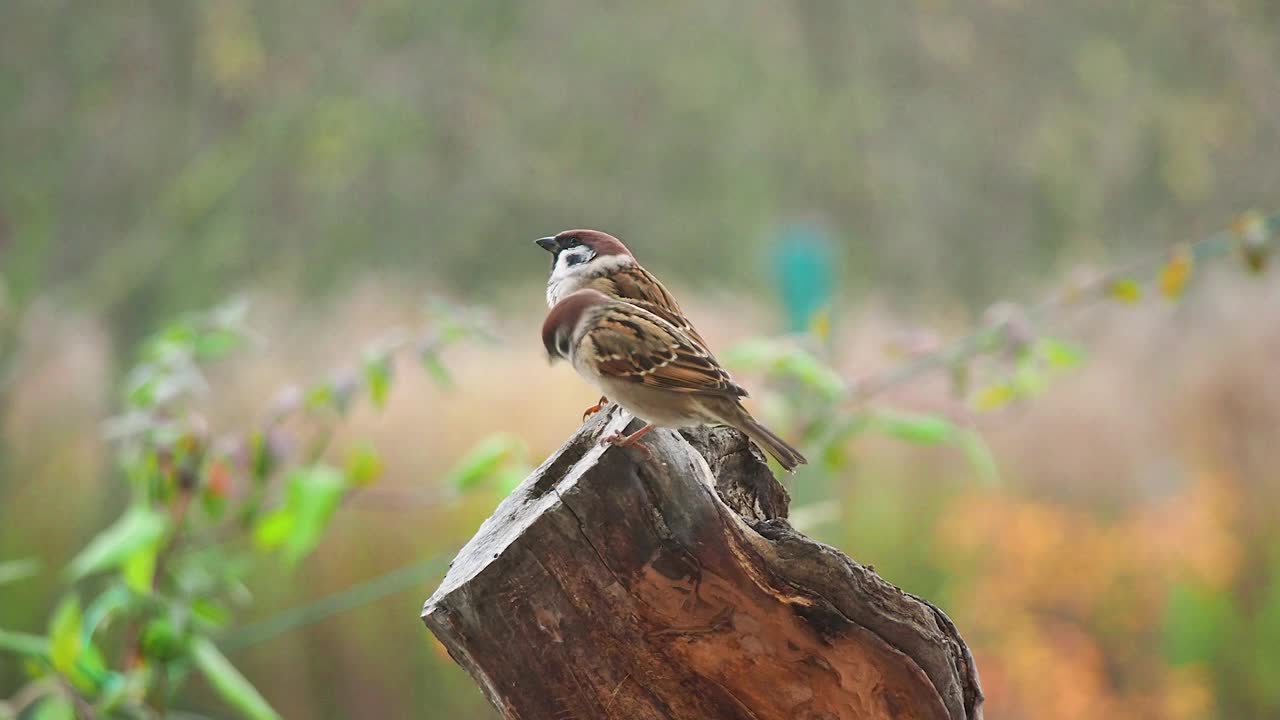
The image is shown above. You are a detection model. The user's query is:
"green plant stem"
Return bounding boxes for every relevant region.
[221,555,451,651]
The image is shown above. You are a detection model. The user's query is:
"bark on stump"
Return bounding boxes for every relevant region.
[423,406,984,720]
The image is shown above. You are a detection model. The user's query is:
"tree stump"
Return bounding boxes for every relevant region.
[423,406,984,720]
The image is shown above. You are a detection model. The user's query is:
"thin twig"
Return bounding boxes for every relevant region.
[844,211,1279,406]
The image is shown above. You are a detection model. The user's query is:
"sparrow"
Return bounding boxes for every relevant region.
[542,288,807,473]
[535,229,707,418]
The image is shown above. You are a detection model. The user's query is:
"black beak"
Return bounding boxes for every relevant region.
[535,236,558,253]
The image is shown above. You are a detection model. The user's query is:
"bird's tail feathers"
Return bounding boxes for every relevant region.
[740,418,807,473]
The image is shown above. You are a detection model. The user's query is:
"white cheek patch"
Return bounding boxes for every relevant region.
[545,251,636,307]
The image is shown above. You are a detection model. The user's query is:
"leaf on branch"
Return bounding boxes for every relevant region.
[866,411,955,445]
[194,328,245,359]
[1035,337,1086,370]
[67,507,169,582]
[344,442,383,487]
[1159,245,1194,299]
[1107,278,1142,303]
[419,348,454,388]
[304,382,335,412]
[972,382,1017,411]
[363,351,394,409]
[446,435,528,492]
[721,338,846,400]
[254,465,347,565]
[48,595,83,676]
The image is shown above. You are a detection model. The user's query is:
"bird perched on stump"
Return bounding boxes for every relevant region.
[542,288,807,473]
[536,229,711,420]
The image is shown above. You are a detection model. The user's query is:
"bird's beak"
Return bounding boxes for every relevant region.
[535,236,558,253]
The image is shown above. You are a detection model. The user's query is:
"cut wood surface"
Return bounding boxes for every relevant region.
[423,406,983,720]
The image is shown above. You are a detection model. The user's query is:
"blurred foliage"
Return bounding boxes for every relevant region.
[2,1,1280,717]
[3,1,1280,346]
[0,211,1276,716]
[0,300,492,718]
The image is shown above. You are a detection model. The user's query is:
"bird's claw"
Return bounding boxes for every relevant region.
[599,430,654,460]
[582,396,610,422]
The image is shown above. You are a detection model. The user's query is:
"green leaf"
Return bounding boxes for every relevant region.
[253,509,295,550]
[721,339,846,399]
[121,545,158,593]
[191,636,283,720]
[363,352,393,409]
[304,382,334,412]
[344,443,383,487]
[1163,581,1233,666]
[191,598,231,630]
[248,431,275,483]
[1035,338,1085,370]
[971,382,1017,411]
[275,465,347,565]
[419,351,453,387]
[867,411,955,445]
[0,627,49,657]
[0,558,41,586]
[31,696,75,720]
[67,507,169,580]
[195,328,244,359]
[445,435,526,491]
[48,595,83,675]
[140,619,186,662]
[1107,278,1142,303]
[149,324,197,358]
[496,465,531,494]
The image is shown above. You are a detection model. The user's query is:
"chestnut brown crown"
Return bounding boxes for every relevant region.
[541,289,609,361]
[535,229,633,260]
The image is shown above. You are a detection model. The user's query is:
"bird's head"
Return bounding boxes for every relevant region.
[541,289,611,364]
[535,230,635,305]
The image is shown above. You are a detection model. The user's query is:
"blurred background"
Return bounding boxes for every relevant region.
[3,2,1280,718]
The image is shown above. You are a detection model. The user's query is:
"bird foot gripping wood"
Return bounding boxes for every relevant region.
[599,423,656,460]
[582,395,610,422]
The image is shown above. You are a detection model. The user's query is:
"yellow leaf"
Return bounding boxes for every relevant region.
[1159,245,1194,298]
[808,306,832,343]
[1107,278,1142,303]
[972,383,1017,411]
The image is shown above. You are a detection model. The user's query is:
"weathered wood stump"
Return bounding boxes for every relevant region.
[423,406,983,719]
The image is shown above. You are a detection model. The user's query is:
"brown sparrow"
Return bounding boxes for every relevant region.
[535,229,707,417]
[542,289,807,473]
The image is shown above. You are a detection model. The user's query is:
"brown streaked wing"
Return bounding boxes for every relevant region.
[592,266,709,348]
[587,306,746,397]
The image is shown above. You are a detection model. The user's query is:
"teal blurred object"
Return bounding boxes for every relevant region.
[772,223,837,335]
